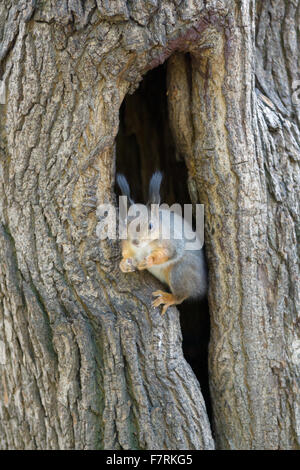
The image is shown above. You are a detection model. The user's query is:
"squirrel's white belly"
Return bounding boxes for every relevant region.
[147,265,168,285]
[131,243,168,285]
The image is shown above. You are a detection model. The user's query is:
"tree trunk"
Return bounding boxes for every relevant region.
[0,0,299,450]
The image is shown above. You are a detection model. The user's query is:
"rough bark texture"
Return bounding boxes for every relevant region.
[0,0,299,450]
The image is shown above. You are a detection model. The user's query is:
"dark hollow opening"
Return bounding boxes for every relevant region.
[115,60,212,420]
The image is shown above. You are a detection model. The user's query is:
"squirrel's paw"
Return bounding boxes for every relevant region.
[120,258,136,273]
[152,290,177,316]
[137,255,154,270]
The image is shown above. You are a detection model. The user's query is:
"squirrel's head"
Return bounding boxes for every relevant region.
[117,172,163,248]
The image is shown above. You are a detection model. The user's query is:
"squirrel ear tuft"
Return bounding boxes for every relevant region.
[116,173,134,205]
[148,171,163,205]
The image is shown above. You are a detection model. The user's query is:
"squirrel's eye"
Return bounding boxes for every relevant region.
[149,222,153,231]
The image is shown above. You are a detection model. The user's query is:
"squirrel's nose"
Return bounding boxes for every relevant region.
[132,239,139,246]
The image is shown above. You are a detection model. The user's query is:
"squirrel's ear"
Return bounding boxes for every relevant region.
[148,171,162,205]
[116,173,134,206]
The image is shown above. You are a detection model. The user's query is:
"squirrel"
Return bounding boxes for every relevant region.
[117,171,207,315]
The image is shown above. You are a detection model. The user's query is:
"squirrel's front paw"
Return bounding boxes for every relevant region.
[137,255,154,270]
[120,258,136,273]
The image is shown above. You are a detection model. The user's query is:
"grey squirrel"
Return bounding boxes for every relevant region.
[117,171,207,315]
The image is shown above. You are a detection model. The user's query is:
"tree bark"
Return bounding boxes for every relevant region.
[0,0,299,450]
